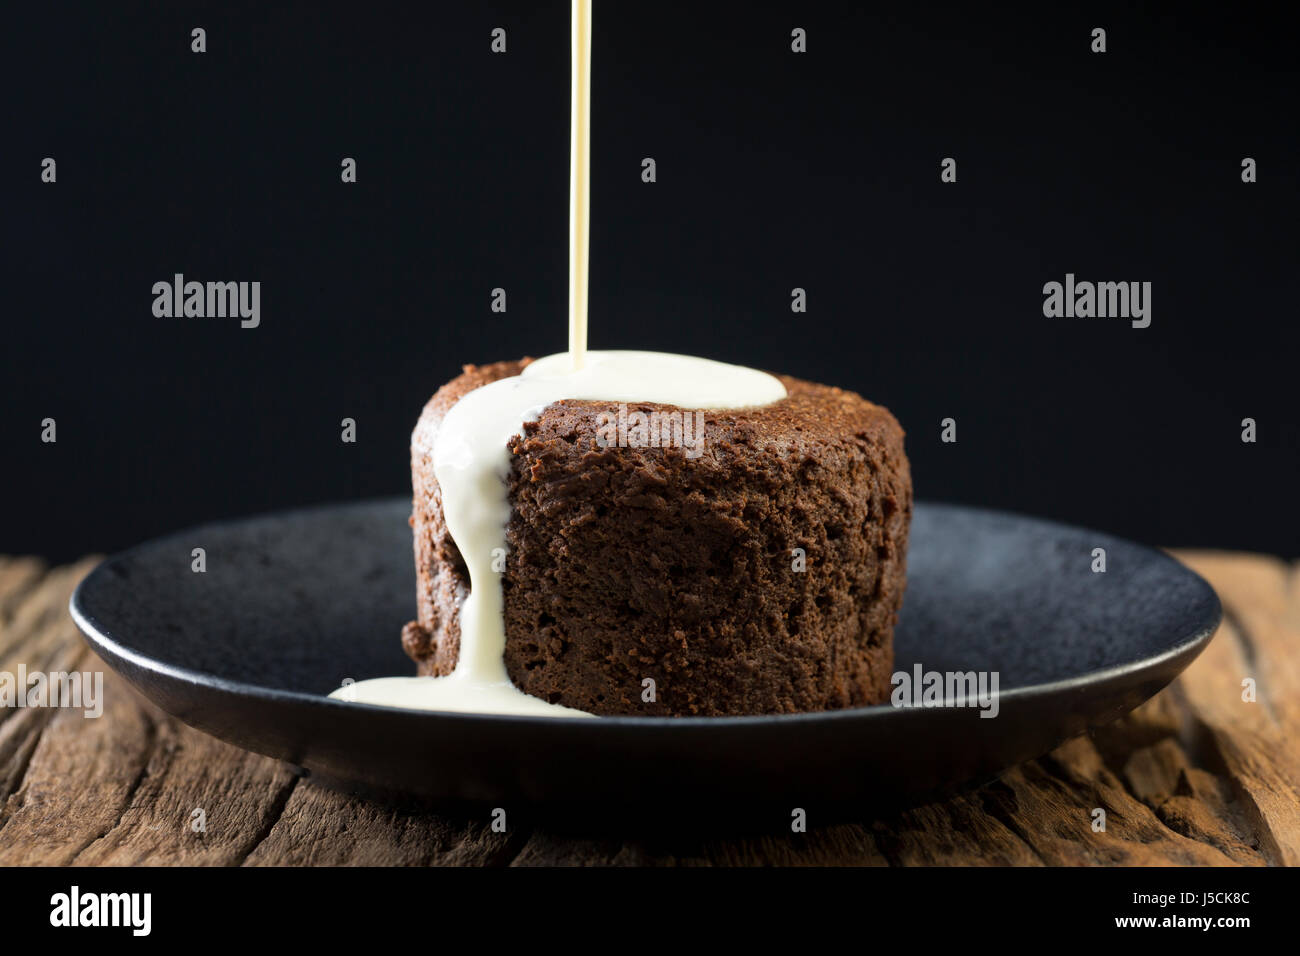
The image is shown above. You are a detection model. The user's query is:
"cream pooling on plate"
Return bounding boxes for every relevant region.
[333,351,787,716]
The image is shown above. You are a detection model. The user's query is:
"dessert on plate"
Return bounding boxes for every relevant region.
[397,354,912,717]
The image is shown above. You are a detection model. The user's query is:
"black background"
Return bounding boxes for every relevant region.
[4,1,1297,561]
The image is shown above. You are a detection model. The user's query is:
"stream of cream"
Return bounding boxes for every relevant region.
[568,0,591,371]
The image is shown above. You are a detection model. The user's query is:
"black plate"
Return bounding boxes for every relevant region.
[71,499,1219,817]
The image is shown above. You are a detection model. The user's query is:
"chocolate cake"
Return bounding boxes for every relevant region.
[402,358,912,717]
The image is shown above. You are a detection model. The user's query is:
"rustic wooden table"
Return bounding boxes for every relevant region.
[0,551,1296,866]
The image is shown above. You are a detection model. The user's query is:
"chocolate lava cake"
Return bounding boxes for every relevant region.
[402,358,912,717]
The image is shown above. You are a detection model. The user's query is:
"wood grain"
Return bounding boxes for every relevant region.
[0,550,1295,866]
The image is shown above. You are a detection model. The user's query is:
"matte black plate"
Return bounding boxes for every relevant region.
[71,499,1219,817]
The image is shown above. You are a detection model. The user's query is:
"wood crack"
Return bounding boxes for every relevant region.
[235,772,302,866]
[1219,604,1279,725]
[0,709,57,836]
[972,781,1052,866]
[68,710,159,863]
[486,828,535,867]
[1036,746,1217,859]
[1169,696,1287,866]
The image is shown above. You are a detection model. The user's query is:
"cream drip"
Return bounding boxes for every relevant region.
[332,351,786,715]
